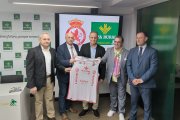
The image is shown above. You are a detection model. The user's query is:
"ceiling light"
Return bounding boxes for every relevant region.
[13,2,100,8]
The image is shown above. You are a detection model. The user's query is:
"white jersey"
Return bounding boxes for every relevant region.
[67,56,100,103]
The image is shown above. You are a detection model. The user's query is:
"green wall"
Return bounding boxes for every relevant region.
[137,0,180,119]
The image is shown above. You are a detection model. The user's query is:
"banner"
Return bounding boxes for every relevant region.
[67,57,100,103]
[58,14,120,49]
[0,12,55,81]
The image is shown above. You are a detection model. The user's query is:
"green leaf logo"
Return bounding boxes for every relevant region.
[23,22,32,30]
[10,99,17,106]
[2,21,12,30]
[43,22,51,30]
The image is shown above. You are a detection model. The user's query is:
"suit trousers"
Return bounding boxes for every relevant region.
[109,79,126,114]
[130,85,152,120]
[82,83,99,110]
[58,81,71,114]
[34,77,55,120]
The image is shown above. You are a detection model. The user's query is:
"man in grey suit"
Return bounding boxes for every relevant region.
[26,33,56,120]
[101,36,129,120]
[127,32,158,120]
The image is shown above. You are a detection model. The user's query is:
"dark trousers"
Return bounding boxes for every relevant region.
[130,85,152,120]
[58,80,71,114]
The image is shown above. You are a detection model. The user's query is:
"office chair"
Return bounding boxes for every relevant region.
[0,75,23,84]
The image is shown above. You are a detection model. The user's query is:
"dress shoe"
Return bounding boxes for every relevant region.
[68,107,78,113]
[93,109,100,117]
[62,113,69,120]
[47,117,56,120]
[79,109,88,116]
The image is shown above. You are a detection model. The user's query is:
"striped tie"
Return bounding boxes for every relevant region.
[70,46,75,58]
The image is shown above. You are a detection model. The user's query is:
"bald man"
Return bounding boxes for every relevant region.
[56,33,79,120]
[26,32,56,120]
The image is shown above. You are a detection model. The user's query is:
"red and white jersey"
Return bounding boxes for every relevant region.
[67,56,100,103]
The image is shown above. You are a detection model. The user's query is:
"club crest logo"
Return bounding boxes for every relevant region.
[66,18,86,46]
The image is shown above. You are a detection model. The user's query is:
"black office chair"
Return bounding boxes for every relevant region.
[0,75,23,84]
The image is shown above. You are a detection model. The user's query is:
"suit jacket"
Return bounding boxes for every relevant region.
[56,42,79,83]
[26,45,56,90]
[127,46,158,88]
[101,47,129,87]
[79,43,106,80]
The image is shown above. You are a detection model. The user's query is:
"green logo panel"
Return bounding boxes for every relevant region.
[2,21,12,30]
[23,22,32,30]
[91,22,119,45]
[14,14,20,20]
[3,42,13,50]
[15,53,21,58]
[152,24,176,45]
[24,42,32,50]
[16,71,22,75]
[34,14,40,20]
[4,60,13,69]
[42,22,51,30]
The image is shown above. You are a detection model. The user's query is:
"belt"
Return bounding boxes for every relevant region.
[46,75,51,78]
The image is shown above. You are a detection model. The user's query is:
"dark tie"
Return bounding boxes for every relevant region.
[138,47,143,62]
[139,47,143,56]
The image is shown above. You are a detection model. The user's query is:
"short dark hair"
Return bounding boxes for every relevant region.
[137,32,148,37]
[115,35,124,43]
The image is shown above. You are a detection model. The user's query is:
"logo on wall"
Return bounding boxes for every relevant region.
[4,60,13,69]
[23,22,32,30]
[43,22,51,30]
[15,53,21,58]
[66,18,86,46]
[16,71,22,75]
[34,14,40,20]
[14,14,20,20]
[3,42,12,50]
[2,21,12,30]
[91,22,119,45]
[24,42,32,50]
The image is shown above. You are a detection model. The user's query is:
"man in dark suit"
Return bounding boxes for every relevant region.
[26,33,56,120]
[56,32,79,120]
[127,32,158,120]
[78,31,106,118]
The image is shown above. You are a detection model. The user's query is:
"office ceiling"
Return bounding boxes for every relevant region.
[9,0,168,9]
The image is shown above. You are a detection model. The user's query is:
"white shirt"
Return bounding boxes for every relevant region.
[66,43,78,58]
[41,46,51,76]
